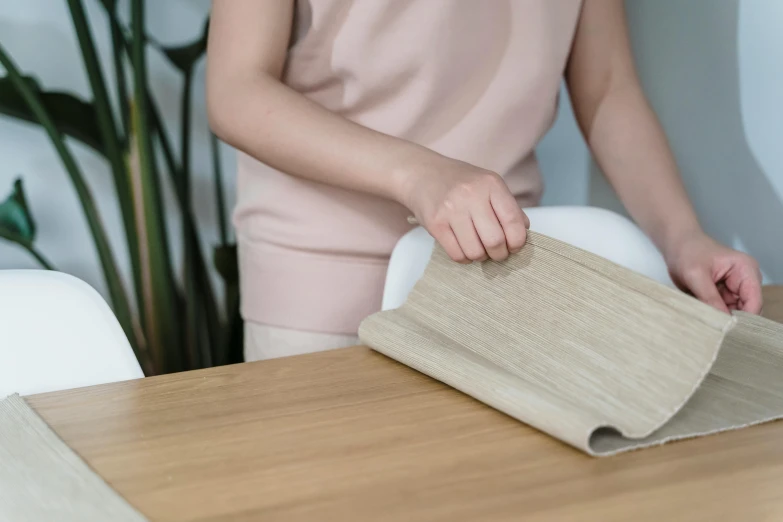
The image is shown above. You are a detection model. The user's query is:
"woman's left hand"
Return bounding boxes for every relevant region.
[665,232,763,314]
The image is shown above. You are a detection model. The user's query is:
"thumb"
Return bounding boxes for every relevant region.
[681,268,730,313]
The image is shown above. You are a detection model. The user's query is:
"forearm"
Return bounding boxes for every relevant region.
[566,0,704,259]
[586,83,702,258]
[208,73,435,206]
[565,0,761,312]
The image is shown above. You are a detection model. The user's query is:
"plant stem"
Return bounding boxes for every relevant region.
[151,100,180,177]
[210,132,229,247]
[27,245,56,270]
[150,71,221,369]
[180,66,202,368]
[0,231,56,271]
[180,68,192,201]
[0,43,143,362]
[108,3,130,141]
[131,0,181,373]
[67,0,145,326]
[97,1,220,369]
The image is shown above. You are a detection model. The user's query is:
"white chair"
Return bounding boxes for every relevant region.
[0,270,143,397]
[382,206,674,311]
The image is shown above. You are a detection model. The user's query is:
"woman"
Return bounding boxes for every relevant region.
[207,0,763,361]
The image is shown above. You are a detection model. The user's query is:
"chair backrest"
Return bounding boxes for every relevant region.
[0,270,143,397]
[382,206,673,311]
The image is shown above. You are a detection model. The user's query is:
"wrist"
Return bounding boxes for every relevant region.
[388,144,440,208]
[658,221,705,264]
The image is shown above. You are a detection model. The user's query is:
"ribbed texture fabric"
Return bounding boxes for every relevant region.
[359,232,783,456]
[0,394,147,521]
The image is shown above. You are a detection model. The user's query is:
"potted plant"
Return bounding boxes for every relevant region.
[0,0,240,375]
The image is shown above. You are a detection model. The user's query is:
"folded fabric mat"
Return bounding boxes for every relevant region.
[0,393,147,521]
[359,231,783,456]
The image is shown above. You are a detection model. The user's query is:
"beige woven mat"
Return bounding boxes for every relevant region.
[359,232,783,456]
[0,394,147,521]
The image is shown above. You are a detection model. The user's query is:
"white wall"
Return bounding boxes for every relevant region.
[0,0,235,299]
[1,0,781,299]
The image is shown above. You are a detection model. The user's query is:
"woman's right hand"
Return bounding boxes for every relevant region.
[397,154,530,263]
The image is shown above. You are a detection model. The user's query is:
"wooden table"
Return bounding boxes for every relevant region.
[27,286,783,521]
[764,285,783,324]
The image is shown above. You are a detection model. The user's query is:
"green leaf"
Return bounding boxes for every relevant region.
[94,0,209,75]
[0,75,104,156]
[0,178,35,244]
[0,178,55,271]
[153,19,209,73]
[97,0,116,14]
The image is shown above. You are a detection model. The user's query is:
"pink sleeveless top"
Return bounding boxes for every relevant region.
[235,0,584,334]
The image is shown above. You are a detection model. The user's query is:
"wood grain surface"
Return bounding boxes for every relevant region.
[26,286,783,522]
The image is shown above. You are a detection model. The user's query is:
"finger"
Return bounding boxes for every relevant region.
[431,224,469,264]
[717,284,739,307]
[489,189,528,253]
[472,202,509,261]
[682,268,730,313]
[450,213,487,262]
[736,277,763,314]
[738,282,763,314]
[724,263,763,314]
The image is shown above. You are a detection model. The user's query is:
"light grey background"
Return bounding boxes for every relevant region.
[0,0,780,302]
